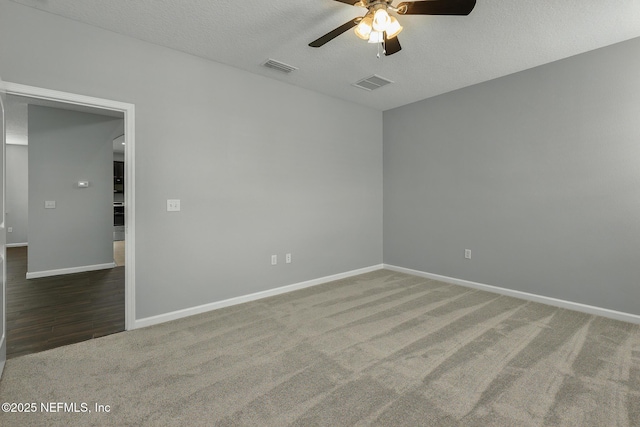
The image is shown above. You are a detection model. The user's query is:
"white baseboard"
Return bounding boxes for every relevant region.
[26,262,116,279]
[384,264,640,325]
[6,242,28,248]
[134,264,385,329]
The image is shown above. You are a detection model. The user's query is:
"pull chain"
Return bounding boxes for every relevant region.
[377,41,385,59]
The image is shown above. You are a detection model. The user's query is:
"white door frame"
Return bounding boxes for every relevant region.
[1,76,7,377]
[1,81,136,330]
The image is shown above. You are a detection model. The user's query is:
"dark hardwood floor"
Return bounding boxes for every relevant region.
[6,246,125,359]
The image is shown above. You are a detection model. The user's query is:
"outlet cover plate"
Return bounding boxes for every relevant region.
[167,199,181,212]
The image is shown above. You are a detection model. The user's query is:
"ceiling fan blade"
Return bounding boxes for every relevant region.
[332,0,362,4]
[309,18,361,47]
[397,0,476,15]
[384,33,402,56]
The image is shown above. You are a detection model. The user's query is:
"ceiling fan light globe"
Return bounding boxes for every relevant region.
[372,8,391,32]
[385,17,403,39]
[368,30,384,44]
[354,16,373,40]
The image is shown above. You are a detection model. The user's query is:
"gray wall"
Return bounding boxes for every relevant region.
[6,144,28,245]
[0,0,383,318]
[384,37,640,316]
[28,105,122,274]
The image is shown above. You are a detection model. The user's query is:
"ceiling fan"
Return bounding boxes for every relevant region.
[309,0,476,56]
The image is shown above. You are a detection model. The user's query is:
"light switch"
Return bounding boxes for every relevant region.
[78,181,89,188]
[45,201,56,209]
[167,199,181,212]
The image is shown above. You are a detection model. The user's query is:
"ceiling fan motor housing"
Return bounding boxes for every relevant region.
[356,0,395,9]
[356,0,397,14]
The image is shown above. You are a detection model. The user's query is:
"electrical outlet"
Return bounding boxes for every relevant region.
[271,255,277,265]
[167,199,181,212]
[465,249,472,259]
[45,200,56,209]
[286,253,292,264]
[7,227,12,233]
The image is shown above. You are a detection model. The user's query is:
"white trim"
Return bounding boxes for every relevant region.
[135,264,385,329]
[384,264,640,325]
[26,262,116,279]
[6,242,27,248]
[1,82,132,113]
[1,80,8,375]
[2,81,135,331]
[124,108,135,331]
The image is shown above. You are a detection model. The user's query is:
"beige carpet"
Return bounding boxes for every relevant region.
[0,269,638,426]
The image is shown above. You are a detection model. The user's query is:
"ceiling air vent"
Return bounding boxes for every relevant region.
[263,59,298,74]
[352,74,394,91]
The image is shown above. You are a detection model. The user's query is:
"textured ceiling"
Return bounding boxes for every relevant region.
[9,0,640,111]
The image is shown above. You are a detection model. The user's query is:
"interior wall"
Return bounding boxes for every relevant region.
[6,144,27,245]
[28,105,122,274]
[384,37,640,316]
[0,0,383,319]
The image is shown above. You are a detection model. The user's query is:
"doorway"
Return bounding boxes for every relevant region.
[2,81,135,358]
